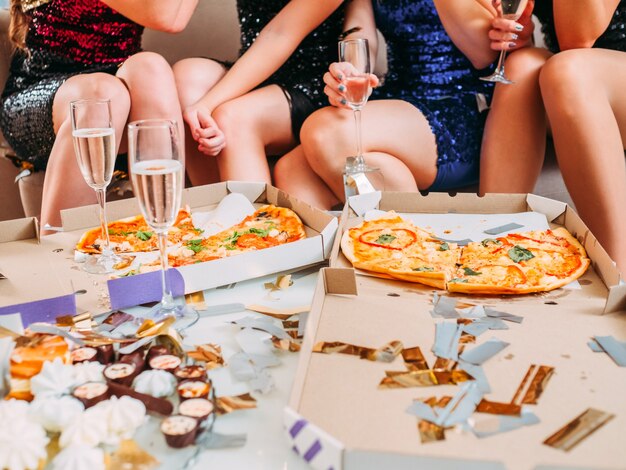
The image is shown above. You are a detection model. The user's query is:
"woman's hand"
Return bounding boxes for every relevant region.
[489,0,535,52]
[183,105,226,157]
[323,62,379,109]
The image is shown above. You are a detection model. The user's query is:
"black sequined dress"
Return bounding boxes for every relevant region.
[534,0,626,52]
[237,0,345,136]
[372,0,494,190]
[0,0,143,171]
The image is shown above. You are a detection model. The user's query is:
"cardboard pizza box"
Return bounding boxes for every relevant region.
[0,217,77,326]
[286,192,626,470]
[57,181,337,310]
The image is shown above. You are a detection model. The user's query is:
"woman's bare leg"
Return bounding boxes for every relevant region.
[173,58,226,185]
[274,146,340,210]
[41,73,130,233]
[301,100,436,201]
[212,85,295,183]
[480,47,552,194]
[540,48,626,275]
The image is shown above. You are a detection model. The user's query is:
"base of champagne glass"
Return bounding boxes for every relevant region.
[480,72,514,85]
[343,157,385,199]
[82,251,123,274]
[145,302,199,331]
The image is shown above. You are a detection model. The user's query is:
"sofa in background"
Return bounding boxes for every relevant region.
[0,3,573,222]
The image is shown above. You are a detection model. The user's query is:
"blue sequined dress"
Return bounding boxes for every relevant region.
[373,0,494,190]
[534,0,626,52]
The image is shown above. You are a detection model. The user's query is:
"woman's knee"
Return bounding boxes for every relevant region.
[53,73,129,126]
[540,50,591,112]
[212,99,253,134]
[505,47,551,79]
[300,108,350,171]
[122,51,172,79]
[173,58,226,106]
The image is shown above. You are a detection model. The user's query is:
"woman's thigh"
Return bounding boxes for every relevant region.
[303,99,439,189]
[213,84,295,155]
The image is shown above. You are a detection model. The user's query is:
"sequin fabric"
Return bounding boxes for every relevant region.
[237,0,345,110]
[372,0,494,190]
[534,0,626,53]
[0,0,143,171]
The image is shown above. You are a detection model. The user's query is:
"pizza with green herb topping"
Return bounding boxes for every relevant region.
[168,205,306,267]
[342,216,589,294]
[76,209,199,254]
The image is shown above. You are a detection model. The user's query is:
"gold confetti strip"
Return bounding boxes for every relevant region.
[56,312,96,331]
[418,420,446,443]
[112,256,133,271]
[20,0,52,12]
[264,274,293,291]
[379,369,473,389]
[106,439,159,470]
[272,337,301,352]
[0,326,21,340]
[476,399,522,416]
[187,343,225,369]
[282,320,299,330]
[511,364,554,406]
[245,304,310,319]
[543,408,615,452]
[418,396,453,408]
[216,393,257,415]
[185,291,207,310]
[401,347,430,371]
[313,340,403,363]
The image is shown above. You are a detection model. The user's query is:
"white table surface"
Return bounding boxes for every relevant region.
[131,269,318,470]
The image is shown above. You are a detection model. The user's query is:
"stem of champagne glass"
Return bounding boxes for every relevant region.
[494,49,507,77]
[95,188,112,254]
[353,108,365,168]
[157,231,176,310]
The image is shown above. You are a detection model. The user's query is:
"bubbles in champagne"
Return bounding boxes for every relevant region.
[131,159,184,232]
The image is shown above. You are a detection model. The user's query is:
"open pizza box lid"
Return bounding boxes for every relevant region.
[0,217,77,326]
[328,191,625,314]
[286,192,626,470]
[56,181,337,310]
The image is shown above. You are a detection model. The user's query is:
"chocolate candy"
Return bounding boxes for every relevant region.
[70,347,98,363]
[119,350,146,372]
[96,344,114,364]
[160,415,198,448]
[178,398,214,422]
[177,380,210,401]
[107,381,174,416]
[146,345,169,367]
[104,362,138,387]
[72,382,109,408]
[149,354,181,373]
[174,365,207,383]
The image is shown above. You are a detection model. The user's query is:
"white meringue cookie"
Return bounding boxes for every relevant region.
[30,395,85,433]
[30,358,76,398]
[92,396,146,446]
[72,361,105,385]
[59,406,108,448]
[51,444,105,470]
[132,369,177,397]
[0,398,30,421]
[0,414,49,470]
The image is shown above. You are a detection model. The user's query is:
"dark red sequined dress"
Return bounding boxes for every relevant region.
[0,0,143,171]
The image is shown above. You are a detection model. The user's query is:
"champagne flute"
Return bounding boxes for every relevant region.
[128,119,198,329]
[338,38,383,198]
[70,99,122,274]
[480,0,529,84]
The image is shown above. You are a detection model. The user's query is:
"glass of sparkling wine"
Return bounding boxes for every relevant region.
[338,38,384,199]
[70,99,122,274]
[480,0,529,84]
[127,119,198,329]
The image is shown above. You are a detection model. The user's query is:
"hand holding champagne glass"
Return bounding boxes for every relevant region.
[70,99,122,274]
[337,38,384,198]
[128,119,198,329]
[481,0,529,84]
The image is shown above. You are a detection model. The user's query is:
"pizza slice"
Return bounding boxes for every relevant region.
[169,204,306,267]
[341,214,460,289]
[76,209,200,254]
[448,228,589,294]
